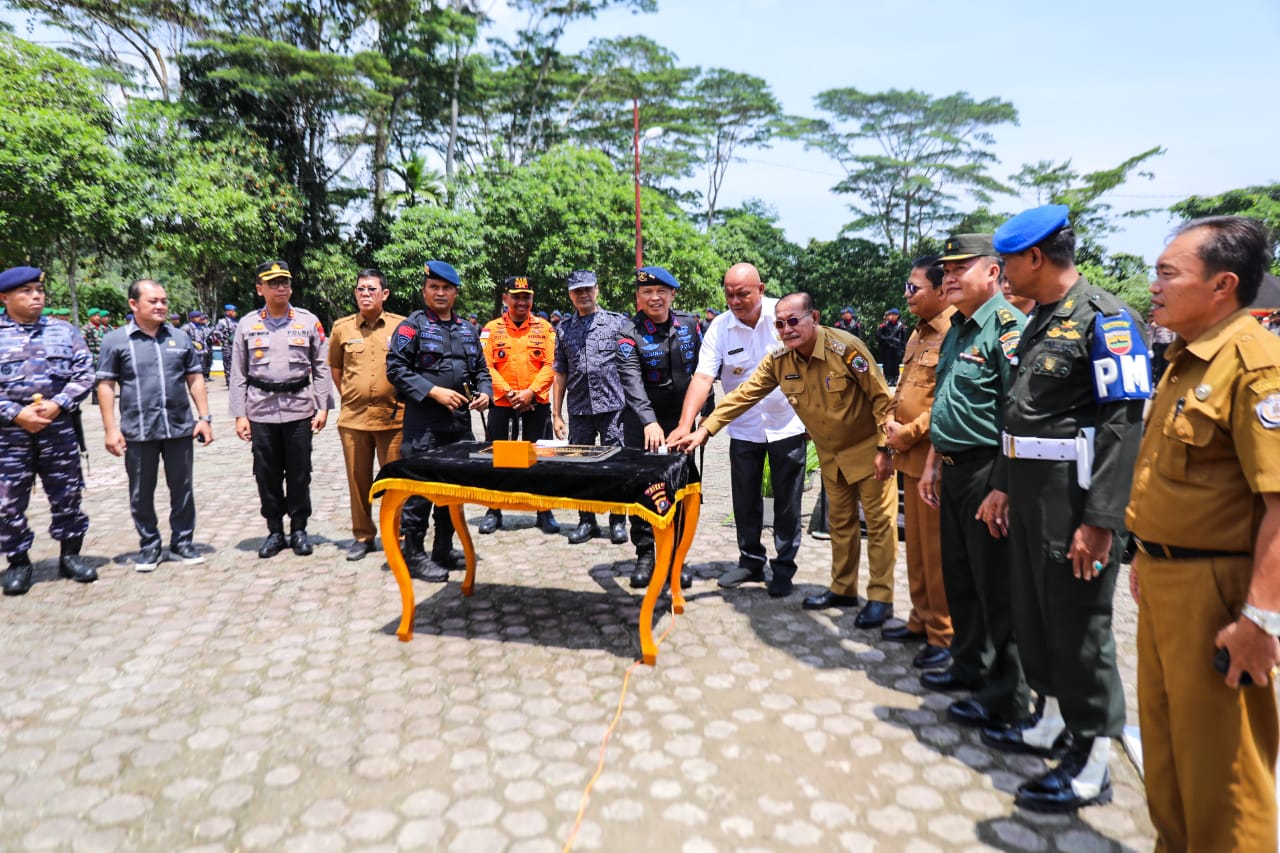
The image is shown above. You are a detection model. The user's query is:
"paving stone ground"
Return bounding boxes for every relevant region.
[0,383,1155,851]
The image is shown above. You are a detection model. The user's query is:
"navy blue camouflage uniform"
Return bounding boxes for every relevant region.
[555,307,628,529]
[617,309,707,558]
[181,320,213,379]
[386,308,492,556]
[0,313,94,557]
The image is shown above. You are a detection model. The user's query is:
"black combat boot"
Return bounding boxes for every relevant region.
[404,537,446,582]
[2,553,33,596]
[58,537,97,583]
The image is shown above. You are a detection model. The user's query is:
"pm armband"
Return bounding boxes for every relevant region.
[1090,311,1152,403]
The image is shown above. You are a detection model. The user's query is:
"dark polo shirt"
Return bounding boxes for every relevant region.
[96,321,202,441]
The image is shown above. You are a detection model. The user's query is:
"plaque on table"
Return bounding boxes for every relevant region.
[467,442,621,463]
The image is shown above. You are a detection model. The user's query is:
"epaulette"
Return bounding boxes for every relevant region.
[1237,327,1280,372]
[996,308,1018,326]
[331,313,358,329]
[825,336,848,357]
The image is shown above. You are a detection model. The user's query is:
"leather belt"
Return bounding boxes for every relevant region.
[936,446,998,466]
[1001,432,1077,461]
[1134,538,1249,561]
[246,375,311,393]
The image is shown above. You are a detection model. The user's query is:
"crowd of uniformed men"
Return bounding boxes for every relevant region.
[1,205,1278,848]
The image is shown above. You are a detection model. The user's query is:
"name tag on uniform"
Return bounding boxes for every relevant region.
[346,337,363,345]
[728,347,744,355]
[958,352,986,364]
[784,373,800,380]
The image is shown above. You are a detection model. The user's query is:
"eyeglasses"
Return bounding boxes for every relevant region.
[354,287,383,294]
[261,281,292,289]
[773,315,806,330]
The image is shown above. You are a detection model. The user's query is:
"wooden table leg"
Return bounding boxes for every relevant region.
[639,523,676,666]
[669,496,701,615]
[449,504,476,596]
[380,491,415,642]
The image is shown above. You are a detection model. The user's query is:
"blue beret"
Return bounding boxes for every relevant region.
[841,306,855,315]
[636,265,679,290]
[189,310,205,319]
[423,260,460,287]
[223,304,237,311]
[994,204,1071,254]
[886,307,900,315]
[567,270,597,290]
[0,266,44,293]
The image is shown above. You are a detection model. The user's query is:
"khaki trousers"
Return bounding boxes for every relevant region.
[825,466,897,603]
[901,473,952,646]
[339,427,403,542]
[1136,552,1278,852]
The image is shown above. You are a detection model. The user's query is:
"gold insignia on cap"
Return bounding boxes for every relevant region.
[1194,384,1211,401]
[945,241,954,251]
[514,277,528,288]
[637,270,652,282]
[271,263,281,273]
[37,271,46,283]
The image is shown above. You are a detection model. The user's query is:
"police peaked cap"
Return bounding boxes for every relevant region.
[256,260,292,281]
[0,266,44,292]
[422,260,460,287]
[993,204,1071,254]
[636,266,679,290]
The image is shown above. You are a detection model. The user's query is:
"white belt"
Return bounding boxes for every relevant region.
[1001,432,1078,461]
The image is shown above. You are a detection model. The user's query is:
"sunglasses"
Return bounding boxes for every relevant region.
[773,315,806,330]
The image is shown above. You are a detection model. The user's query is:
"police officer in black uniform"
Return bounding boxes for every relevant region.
[617,265,708,589]
[385,261,491,582]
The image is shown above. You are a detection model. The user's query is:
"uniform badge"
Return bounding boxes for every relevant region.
[290,337,306,346]
[850,355,869,373]
[1194,384,1211,402]
[254,350,264,359]
[1102,320,1133,355]
[252,323,265,331]
[732,367,744,375]
[292,323,303,330]
[1256,394,1280,429]
[168,340,176,347]
[999,330,1021,360]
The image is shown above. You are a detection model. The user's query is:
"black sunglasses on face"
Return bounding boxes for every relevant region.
[773,316,805,330]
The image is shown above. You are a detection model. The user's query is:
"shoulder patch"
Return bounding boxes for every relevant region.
[396,325,416,341]
[996,308,1017,326]
[1258,394,1280,429]
[1090,312,1152,402]
[999,329,1021,360]
[850,354,869,373]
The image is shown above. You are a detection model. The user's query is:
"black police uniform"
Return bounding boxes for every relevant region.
[386,308,491,567]
[616,309,707,583]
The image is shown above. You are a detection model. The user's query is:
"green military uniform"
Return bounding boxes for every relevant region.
[995,278,1144,740]
[931,292,1030,720]
[702,326,898,603]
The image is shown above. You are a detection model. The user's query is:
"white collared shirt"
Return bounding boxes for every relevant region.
[696,296,805,442]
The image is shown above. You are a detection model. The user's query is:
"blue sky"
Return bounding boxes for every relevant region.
[492,0,1280,263]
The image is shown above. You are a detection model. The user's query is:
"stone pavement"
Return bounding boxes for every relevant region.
[1,383,1155,851]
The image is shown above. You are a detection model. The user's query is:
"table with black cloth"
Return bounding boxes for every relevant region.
[371,442,702,664]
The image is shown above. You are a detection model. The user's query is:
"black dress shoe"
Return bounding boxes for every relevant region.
[609,520,628,544]
[679,570,692,590]
[913,645,952,670]
[346,540,374,561]
[567,522,600,544]
[920,668,982,693]
[2,556,33,596]
[407,551,447,582]
[258,532,287,558]
[535,511,560,534]
[1014,739,1112,813]
[629,553,655,588]
[854,600,893,629]
[802,590,859,610]
[430,549,466,570]
[947,698,998,728]
[58,554,97,583]
[882,623,927,642]
[982,720,1073,758]
[290,530,313,556]
[478,510,502,535]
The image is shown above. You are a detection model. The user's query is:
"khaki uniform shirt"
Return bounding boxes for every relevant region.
[228,305,333,423]
[1126,310,1280,551]
[328,311,405,431]
[702,326,890,483]
[887,306,955,478]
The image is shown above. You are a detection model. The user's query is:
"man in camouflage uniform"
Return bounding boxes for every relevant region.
[0,267,98,596]
[213,304,238,387]
[181,310,213,380]
[551,270,630,545]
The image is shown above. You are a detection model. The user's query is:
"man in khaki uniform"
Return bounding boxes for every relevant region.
[1126,215,1280,851]
[673,292,898,624]
[328,269,404,561]
[883,256,954,668]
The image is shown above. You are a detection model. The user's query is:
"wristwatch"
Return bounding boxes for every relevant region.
[1241,603,1280,636]
[198,415,213,423]
[876,445,892,455]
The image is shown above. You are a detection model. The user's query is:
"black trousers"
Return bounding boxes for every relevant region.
[568,410,625,527]
[624,410,681,558]
[125,437,196,550]
[729,434,805,581]
[400,425,472,551]
[250,418,313,533]
[487,403,550,442]
[938,451,1030,720]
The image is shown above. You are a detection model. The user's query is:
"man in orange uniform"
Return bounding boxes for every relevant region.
[882,255,955,669]
[478,275,559,535]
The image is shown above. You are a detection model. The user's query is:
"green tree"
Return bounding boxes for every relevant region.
[708,200,799,293]
[801,88,1018,253]
[690,69,782,230]
[0,33,137,324]
[1171,184,1280,272]
[791,236,912,330]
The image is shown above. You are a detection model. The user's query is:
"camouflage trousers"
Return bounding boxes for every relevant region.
[0,417,89,556]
